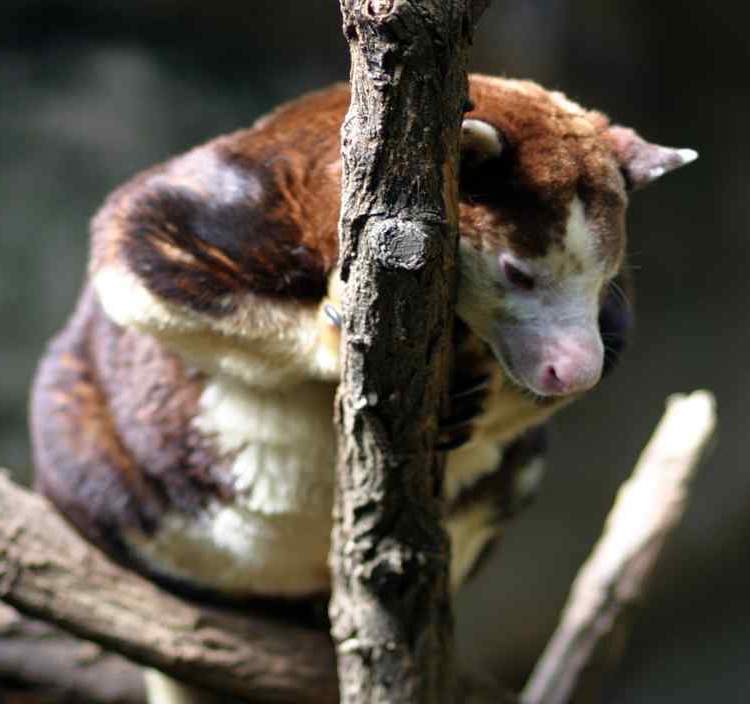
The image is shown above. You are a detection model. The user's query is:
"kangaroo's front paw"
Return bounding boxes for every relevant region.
[437,372,491,451]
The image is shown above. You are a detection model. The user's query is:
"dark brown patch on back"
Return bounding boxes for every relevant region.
[89,85,353,314]
[121,174,329,314]
[93,77,626,305]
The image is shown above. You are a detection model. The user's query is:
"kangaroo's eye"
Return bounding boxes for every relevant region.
[501,256,535,291]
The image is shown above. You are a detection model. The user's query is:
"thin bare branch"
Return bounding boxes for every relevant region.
[0,603,145,704]
[520,390,717,704]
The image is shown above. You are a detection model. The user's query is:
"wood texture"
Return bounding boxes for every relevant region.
[331,1,489,702]
[520,391,717,704]
[0,603,145,704]
[0,472,338,704]
[0,385,715,704]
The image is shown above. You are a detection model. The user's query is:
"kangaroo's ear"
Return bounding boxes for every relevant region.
[461,118,505,167]
[605,125,698,191]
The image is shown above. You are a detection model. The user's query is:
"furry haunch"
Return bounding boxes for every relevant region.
[31,76,696,603]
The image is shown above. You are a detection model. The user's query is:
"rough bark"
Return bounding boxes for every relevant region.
[0,603,145,704]
[330,2,489,703]
[0,473,338,704]
[0,389,714,703]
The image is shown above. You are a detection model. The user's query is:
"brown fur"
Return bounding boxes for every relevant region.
[90,77,626,316]
[32,286,233,562]
[461,77,626,265]
[32,76,640,601]
[448,425,547,520]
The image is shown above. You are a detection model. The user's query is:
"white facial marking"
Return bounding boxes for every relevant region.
[94,266,194,334]
[562,196,601,273]
[457,196,609,397]
[498,197,605,395]
[497,197,603,327]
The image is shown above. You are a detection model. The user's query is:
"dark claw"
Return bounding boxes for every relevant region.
[441,398,484,430]
[437,413,477,453]
[437,372,491,452]
[451,373,491,400]
[437,430,473,452]
[324,303,342,328]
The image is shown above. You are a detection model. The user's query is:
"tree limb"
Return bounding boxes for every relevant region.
[520,390,717,704]
[0,603,145,704]
[331,1,489,702]
[0,472,338,704]
[0,384,716,704]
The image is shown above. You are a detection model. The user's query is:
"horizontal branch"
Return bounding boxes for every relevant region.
[521,390,717,704]
[0,472,338,704]
[0,389,715,704]
[0,602,145,703]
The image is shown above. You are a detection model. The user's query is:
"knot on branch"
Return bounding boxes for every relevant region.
[365,0,395,17]
[367,217,441,271]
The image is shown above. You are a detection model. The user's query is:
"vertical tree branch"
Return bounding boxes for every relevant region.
[331,1,489,702]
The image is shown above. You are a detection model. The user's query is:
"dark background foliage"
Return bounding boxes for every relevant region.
[1,2,747,701]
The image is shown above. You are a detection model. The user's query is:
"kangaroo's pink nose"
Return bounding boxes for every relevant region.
[537,339,603,396]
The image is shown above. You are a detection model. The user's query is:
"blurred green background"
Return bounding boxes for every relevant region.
[1,1,747,701]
